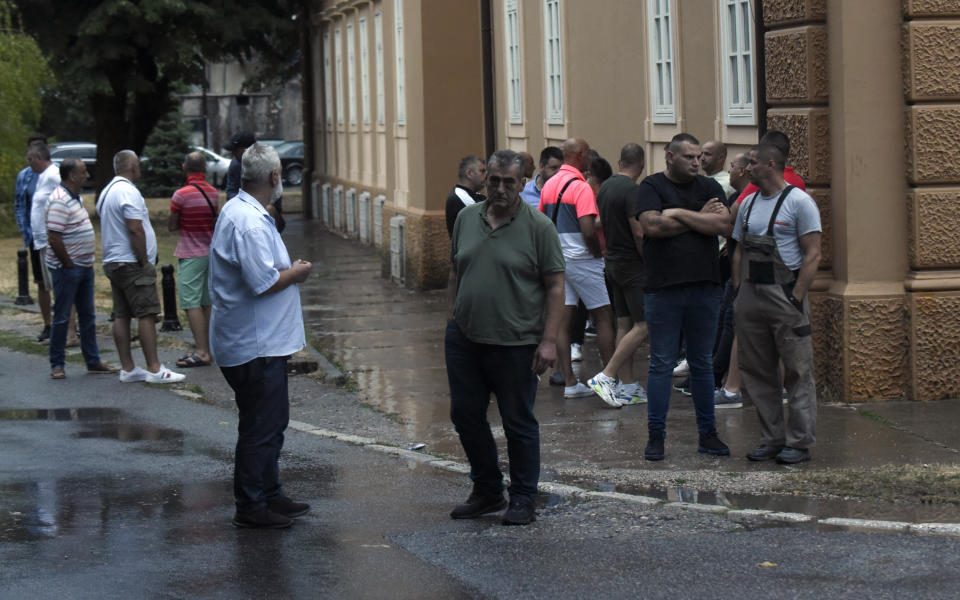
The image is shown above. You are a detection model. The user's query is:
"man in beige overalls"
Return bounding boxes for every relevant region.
[732,144,822,464]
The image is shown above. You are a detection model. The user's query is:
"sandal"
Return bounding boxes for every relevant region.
[176,353,211,368]
[50,367,66,379]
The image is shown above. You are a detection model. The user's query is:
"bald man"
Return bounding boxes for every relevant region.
[98,150,185,384]
[701,141,735,201]
[538,138,615,400]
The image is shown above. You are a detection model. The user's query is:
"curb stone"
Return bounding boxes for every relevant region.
[292,420,960,539]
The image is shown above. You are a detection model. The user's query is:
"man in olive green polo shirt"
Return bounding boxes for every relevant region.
[445,149,565,526]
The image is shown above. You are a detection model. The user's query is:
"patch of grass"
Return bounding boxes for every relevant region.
[0,330,84,363]
[783,464,960,505]
[857,409,896,428]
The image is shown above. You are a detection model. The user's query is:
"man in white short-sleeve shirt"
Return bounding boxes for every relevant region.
[98,150,183,385]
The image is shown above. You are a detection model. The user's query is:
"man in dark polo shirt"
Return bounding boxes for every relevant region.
[635,133,733,461]
[445,150,565,525]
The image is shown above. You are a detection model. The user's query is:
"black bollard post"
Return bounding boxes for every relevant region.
[15,249,34,305]
[159,263,182,332]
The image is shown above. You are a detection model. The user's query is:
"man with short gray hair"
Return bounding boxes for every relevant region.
[446,149,564,525]
[98,150,184,384]
[445,154,487,237]
[209,143,313,529]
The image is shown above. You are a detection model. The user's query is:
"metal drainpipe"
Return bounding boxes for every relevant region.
[481,0,496,158]
[300,0,316,220]
[755,0,767,135]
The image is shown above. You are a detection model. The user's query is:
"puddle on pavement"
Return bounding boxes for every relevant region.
[0,477,228,543]
[587,479,960,524]
[0,407,122,421]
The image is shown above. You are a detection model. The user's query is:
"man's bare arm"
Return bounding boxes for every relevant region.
[792,232,822,301]
[629,215,645,257]
[663,199,733,237]
[125,218,149,266]
[167,210,180,232]
[47,231,74,268]
[532,271,564,375]
[579,215,602,257]
[639,210,689,238]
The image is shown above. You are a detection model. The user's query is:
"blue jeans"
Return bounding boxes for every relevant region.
[49,265,101,370]
[645,283,722,435]
[220,357,290,512]
[445,321,540,500]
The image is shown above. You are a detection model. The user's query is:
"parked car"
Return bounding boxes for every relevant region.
[193,146,232,188]
[258,138,287,148]
[276,141,304,186]
[50,142,97,184]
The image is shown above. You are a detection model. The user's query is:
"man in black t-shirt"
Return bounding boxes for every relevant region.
[634,133,733,461]
[445,155,487,237]
[587,143,648,407]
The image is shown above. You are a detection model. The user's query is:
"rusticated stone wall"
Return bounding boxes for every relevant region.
[911,294,960,399]
[763,1,837,397]
[903,1,960,399]
[846,298,910,401]
[377,205,449,290]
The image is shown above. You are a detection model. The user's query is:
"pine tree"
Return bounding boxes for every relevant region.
[139,111,192,199]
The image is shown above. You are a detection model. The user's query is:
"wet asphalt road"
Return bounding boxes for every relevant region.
[5,341,960,598]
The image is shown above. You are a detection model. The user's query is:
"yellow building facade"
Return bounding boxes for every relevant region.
[305,0,960,403]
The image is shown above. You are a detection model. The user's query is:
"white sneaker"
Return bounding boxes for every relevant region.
[673,359,689,377]
[145,364,186,384]
[570,343,583,362]
[564,381,595,398]
[118,366,148,383]
[617,382,648,405]
[587,372,621,407]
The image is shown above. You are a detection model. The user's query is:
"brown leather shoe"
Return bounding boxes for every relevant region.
[50,367,66,380]
[87,363,119,374]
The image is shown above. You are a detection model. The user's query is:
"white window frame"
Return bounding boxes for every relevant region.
[394,0,406,126]
[543,0,563,125]
[347,21,357,127]
[505,0,523,124]
[720,0,756,125]
[375,11,385,126]
[334,26,344,126]
[359,16,371,126]
[647,0,676,124]
[323,30,333,127]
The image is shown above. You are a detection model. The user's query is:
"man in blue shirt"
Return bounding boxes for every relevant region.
[209,143,313,529]
[14,134,53,340]
[519,146,563,208]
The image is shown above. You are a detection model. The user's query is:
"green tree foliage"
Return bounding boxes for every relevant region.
[15,0,298,192]
[140,110,192,198]
[0,1,52,237]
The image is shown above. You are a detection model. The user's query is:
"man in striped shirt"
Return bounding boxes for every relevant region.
[168,152,218,367]
[45,159,115,379]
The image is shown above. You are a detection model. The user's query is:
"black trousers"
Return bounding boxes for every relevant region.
[220,356,289,511]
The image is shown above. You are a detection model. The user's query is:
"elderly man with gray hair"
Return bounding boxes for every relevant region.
[209,143,313,529]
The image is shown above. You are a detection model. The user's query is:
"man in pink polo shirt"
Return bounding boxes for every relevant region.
[168,151,219,367]
[538,138,615,400]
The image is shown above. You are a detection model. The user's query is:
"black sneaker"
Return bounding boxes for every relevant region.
[746,444,783,461]
[267,494,310,518]
[775,446,810,464]
[232,507,293,529]
[698,429,730,456]
[645,430,665,461]
[37,325,50,342]
[501,496,536,525]
[450,492,507,519]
